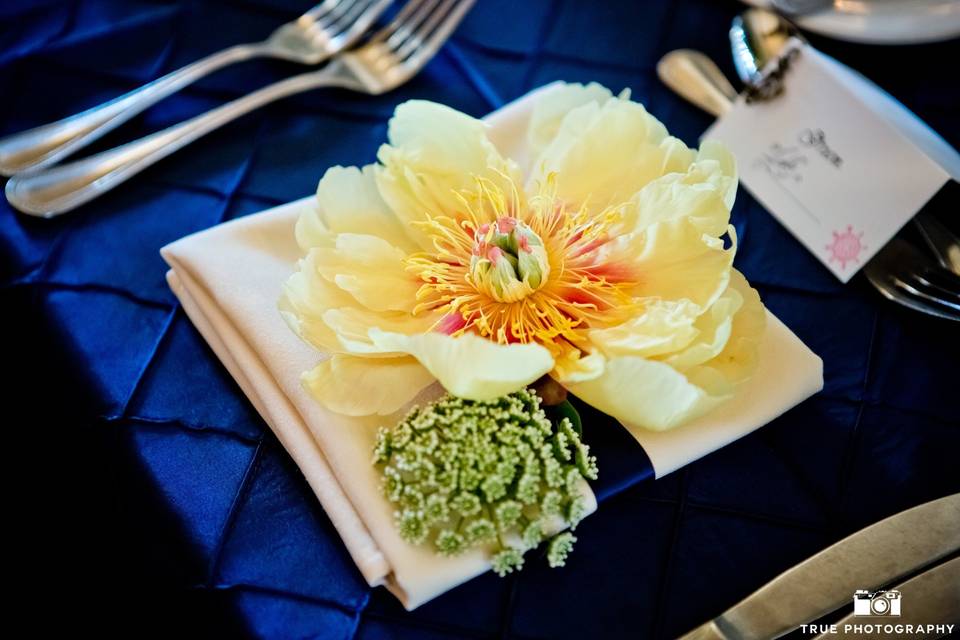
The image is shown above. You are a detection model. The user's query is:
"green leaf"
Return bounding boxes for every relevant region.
[545,399,582,437]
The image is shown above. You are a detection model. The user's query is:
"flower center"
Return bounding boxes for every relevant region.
[468,217,550,303]
[405,175,638,345]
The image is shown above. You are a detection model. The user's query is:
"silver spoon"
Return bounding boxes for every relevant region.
[769,0,834,17]
[657,50,735,119]
[656,49,960,322]
[0,0,392,176]
[730,8,796,91]
[656,50,737,119]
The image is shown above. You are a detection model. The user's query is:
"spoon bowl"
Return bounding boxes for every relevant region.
[730,8,799,89]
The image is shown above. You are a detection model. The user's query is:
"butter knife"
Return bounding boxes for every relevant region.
[678,494,960,640]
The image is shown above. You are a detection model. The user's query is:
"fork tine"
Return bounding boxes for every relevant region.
[911,272,960,305]
[400,0,475,70]
[382,0,442,50]
[324,0,378,33]
[304,0,349,22]
[892,274,960,316]
[338,0,475,93]
[313,0,364,29]
[368,0,435,43]
[392,0,456,60]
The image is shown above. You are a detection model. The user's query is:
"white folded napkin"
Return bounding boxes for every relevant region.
[161,83,823,609]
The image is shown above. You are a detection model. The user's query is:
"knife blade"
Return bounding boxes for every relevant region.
[678,494,960,640]
[813,557,960,640]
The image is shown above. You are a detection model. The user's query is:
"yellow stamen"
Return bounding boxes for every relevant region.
[405,174,638,345]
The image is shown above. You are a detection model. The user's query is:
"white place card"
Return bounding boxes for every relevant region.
[704,43,957,282]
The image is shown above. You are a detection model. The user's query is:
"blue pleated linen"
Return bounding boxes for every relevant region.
[2,1,958,637]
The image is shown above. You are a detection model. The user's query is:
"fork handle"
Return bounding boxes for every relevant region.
[5,63,359,217]
[0,43,267,176]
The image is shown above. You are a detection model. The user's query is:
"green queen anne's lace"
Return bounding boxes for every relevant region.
[374,388,598,576]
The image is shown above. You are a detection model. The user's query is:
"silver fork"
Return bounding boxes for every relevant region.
[0,0,392,176]
[864,238,960,322]
[6,0,476,218]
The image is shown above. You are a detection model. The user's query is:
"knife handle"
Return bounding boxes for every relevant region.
[678,620,729,640]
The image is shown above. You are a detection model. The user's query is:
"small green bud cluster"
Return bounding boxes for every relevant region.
[373,388,598,576]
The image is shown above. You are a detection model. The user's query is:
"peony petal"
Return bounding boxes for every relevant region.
[279,251,359,354]
[618,218,736,310]
[527,82,613,158]
[302,355,436,416]
[696,140,738,211]
[375,100,522,243]
[550,342,606,384]
[562,355,730,432]
[587,299,701,359]
[620,147,736,238]
[566,270,765,432]
[313,233,420,313]
[659,136,699,179]
[530,94,697,211]
[662,285,742,371]
[367,329,554,401]
[322,307,434,355]
[294,199,333,251]
[693,269,766,385]
[297,165,417,253]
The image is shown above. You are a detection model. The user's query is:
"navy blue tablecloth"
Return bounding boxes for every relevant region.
[3,1,958,637]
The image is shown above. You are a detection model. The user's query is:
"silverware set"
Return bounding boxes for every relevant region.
[658,8,960,322]
[0,0,475,217]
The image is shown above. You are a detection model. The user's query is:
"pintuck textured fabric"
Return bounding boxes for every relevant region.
[1,1,958,638]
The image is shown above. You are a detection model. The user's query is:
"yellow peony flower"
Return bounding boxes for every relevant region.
[279,83,766,431]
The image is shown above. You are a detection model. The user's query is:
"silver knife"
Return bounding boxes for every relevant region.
[677,494,960,639]
[814,557,960,640]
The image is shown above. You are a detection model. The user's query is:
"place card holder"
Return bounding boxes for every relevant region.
[744,38,803,104]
